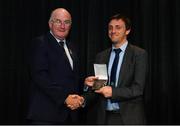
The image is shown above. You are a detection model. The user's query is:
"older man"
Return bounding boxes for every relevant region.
[26,8,84,124]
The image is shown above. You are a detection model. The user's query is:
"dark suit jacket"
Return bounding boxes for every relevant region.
[84,43,148,124]
[27,32,81,123]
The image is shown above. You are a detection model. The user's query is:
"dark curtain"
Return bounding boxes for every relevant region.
[0,0,180,124]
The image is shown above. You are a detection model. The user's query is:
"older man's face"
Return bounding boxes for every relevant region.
[49,9,72,40]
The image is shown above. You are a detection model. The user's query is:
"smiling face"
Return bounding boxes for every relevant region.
[49,8,72,40]
[108,19,130,47]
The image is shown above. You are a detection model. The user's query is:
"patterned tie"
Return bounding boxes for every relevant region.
[58,41,73,69]
[59,41,65,48]
[110,48,121,87]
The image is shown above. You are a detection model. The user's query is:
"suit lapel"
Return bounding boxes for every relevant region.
[103,48,112,66]
[46,32,73,70]
[66,42,76,62]
[117,44,133,87]
[66,41,78,72]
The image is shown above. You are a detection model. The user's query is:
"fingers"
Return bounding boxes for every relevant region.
[84,76,98,87]
[67,104,78,110]
[95,86,112,98]
[65,94,84,110]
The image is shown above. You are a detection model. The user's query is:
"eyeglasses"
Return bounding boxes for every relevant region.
[51,18,72,26]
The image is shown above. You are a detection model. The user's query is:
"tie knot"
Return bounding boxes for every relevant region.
[59,41,64,47]
[113,48,121,55]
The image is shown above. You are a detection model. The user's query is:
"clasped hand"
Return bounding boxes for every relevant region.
[65,94,84,110]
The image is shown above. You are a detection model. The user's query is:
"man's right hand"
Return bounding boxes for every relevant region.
[84,76,98,87]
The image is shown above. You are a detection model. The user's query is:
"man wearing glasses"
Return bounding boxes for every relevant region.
[26,8,84,124]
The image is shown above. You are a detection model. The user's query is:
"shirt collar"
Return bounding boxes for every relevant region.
[50,31,66,43]
[112,41,128,53]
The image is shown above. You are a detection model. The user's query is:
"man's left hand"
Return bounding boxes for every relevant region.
[95,86,112,98]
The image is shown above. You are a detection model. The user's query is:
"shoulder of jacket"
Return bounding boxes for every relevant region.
[97,48,111,56]
[128,43,147,54]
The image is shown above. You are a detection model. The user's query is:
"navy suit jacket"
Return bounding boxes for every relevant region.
[27,32,81,123]
[84,43,148,124]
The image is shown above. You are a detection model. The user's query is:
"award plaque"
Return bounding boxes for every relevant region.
[92,64,108,90]
[92,79,107,90]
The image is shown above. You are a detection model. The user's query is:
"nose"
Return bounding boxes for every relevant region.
[111,28,116,33]
[60,22,65,29]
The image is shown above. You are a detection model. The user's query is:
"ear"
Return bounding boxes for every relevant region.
[125,29,131,35]
[49,21,52,29]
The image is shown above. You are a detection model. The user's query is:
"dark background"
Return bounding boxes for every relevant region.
[0,0,180,124]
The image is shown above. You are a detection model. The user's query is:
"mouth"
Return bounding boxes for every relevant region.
[58,29,66,32]
[111,35,117,39]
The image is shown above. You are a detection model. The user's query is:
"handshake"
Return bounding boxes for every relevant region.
[65,76,111,110]
[65,94,84,110]
[64,76,97,110]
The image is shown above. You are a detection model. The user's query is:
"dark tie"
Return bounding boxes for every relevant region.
[59,41,65,48]
[110,48,121,87]
[59,41,66,53]
[107,48,121,108]
[58,41,73,69]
